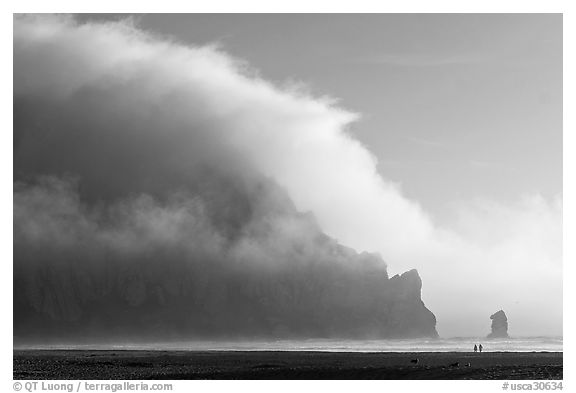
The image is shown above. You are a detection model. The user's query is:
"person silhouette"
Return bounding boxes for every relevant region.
[479,344,483,353]
[474,344,478,352]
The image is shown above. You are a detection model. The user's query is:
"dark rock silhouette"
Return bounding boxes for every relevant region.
[387,269,438,338]
[14,243,439,341]
[487,310,509,338]
[14,177,439,341]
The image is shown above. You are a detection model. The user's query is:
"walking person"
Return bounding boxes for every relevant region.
[474,344,477,352]
[479,344,483,353]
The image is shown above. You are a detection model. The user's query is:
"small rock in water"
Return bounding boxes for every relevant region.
[487,310,509,338]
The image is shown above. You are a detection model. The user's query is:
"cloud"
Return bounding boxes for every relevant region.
[13,15,561,338]
[14,14,436,268]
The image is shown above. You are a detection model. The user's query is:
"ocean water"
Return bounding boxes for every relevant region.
[20,336,562,352]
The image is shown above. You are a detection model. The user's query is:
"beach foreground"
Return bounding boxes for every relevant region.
[13,350,562,380]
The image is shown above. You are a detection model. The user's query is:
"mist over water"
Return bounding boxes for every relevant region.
[16,337,562,353]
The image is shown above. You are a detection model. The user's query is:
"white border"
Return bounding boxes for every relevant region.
[3,2,572,391]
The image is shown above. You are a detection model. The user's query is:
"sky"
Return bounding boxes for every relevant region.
[15,14,562,338]
[126,14,562,223]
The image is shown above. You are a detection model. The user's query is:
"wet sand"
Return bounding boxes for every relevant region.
[13,350,562,380]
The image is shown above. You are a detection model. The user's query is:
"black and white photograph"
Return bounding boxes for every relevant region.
[11,11,566,383]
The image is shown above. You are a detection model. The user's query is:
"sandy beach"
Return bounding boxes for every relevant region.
[13,350,562,380]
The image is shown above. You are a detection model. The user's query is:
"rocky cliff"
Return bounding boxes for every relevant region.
[14,177,439,342]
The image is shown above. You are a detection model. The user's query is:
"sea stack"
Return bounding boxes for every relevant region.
[487,310,509,338]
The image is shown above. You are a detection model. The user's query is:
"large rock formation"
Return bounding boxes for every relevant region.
[386,269,438,338]
[13,17,439,343]
[487,310,509,338]
[14,177,439,342]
